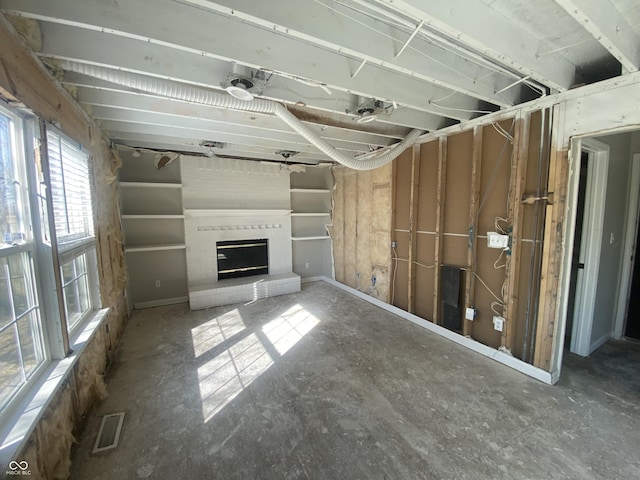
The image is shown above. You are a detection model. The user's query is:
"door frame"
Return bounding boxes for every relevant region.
[613,153,640,338]
[568,138,609,357]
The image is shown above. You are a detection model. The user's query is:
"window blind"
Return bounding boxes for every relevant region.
[46,128,94,252]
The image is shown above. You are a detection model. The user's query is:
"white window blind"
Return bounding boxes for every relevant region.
[46,128,94,252]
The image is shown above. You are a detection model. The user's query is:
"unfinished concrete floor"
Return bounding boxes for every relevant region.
[70,281,640,479]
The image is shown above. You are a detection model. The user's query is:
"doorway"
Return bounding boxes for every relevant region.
[564,151,589,349]
[567,139,609,357]
[618,153,640,341]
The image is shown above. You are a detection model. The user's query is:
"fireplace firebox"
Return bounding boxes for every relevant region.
[216,239,268,280]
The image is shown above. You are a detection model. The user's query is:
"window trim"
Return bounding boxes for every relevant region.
[0,106,50,417]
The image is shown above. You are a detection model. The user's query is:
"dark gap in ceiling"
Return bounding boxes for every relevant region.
[574,57,622,87]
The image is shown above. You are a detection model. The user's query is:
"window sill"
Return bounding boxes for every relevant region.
[0,307,110,469]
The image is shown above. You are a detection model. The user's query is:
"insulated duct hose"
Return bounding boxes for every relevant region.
[62,62,423,170]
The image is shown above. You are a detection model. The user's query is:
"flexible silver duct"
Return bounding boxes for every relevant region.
[62,62,423,170]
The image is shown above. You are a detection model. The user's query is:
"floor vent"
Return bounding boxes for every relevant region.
[92,412,125,453]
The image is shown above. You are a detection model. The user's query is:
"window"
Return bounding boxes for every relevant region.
[46,129,94,250]
[0,108,47,411]
[46,127,98,332]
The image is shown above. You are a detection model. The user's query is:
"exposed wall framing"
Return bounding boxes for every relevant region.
[332,110,551,364]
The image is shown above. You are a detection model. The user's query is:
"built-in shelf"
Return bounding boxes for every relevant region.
[291,236,331,241]
[291,212,330,217]
[121,214,185,220]
[120,182,182,188]
[125,244,186,253]
[290,188,331,193]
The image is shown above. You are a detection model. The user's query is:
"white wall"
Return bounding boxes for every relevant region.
[180,156,293,286]
[590,133,632,350]
[181,156,290,209]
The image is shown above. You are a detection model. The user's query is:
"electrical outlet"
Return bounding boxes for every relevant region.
[487,232,509,249]
[391,240,398,248]
[305,262,310,269]
[465,307,476,321]
[493,316,505,332]
[155,280,161,288]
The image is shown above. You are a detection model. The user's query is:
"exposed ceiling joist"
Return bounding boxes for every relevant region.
[35,21,451,130]
[554,0,640,72]
[95,108,385,153]
[4,0,489,122]
[76,91,397,146]
[112,134,328,164]
[371,0,577,91]
[178,0,522,107]
[100,120,367,155]
[2,0,638,164]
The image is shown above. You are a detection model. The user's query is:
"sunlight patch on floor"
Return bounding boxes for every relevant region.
[197,332,273,422]
[194,304,320,422]
[191,309,245,358]
[261,305,320,356]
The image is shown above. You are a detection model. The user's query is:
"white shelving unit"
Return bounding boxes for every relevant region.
[290,166,333,279]
[119,151,188,308]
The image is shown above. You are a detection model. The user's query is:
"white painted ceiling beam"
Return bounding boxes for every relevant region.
[36,22,449,131]
[99,121,366,155]
[66,77,412,144]
[5,0,486,120]
[92,107,384,152]
[64,73,415,139]
[554,0,640,72]
[370,0,577,91]
[179,0,521,106]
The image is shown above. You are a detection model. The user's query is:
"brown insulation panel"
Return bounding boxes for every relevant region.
[331,160,396,301]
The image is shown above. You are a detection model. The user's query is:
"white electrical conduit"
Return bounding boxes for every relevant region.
[62,62,423,170]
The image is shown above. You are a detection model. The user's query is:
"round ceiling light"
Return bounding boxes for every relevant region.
[225,78,255,101]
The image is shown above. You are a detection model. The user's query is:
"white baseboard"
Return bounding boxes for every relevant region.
[301,276,324,284]
[319,277,554,385]
[134,296,189,309]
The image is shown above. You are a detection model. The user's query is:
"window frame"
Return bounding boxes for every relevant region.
[0,103,103,423]
[0,105,50,415]
[44,125,101,336]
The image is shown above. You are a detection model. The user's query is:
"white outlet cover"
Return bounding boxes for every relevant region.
[465,307,476,320]
[493,315,505,332]
[487,232,509,249]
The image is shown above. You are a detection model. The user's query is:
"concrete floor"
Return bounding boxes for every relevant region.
[70,281,640,480]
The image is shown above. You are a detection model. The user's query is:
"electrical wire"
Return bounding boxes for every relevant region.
[473,272,504,304]
[493,249,507,269]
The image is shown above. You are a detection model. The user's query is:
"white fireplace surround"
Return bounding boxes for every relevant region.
[184,209,300,308]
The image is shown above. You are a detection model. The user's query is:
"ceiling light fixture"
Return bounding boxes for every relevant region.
[357,109,377,124]
[225,79,255,101]
[353,98,386,124]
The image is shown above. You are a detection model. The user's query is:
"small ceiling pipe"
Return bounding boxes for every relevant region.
[62,61,423,170]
